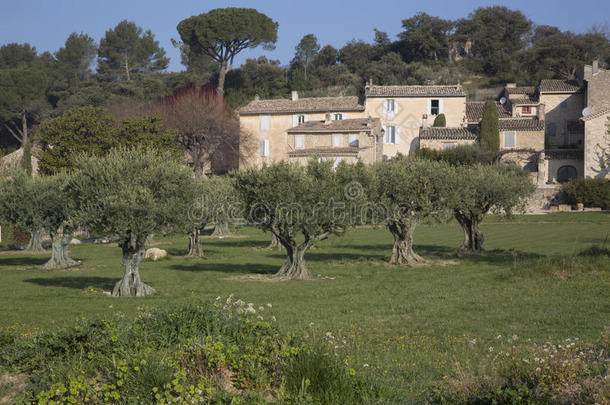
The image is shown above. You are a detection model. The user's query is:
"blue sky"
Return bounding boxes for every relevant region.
[1,0,608,72]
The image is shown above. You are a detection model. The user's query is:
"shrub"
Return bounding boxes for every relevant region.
[480,100,500,152]
[562,178,610,210]
[433,329,610,404]
[433,113,446,127]
[414,144,496,166]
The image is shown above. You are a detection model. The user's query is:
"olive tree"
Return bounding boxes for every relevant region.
[451,163,535,253]
[186,175,237,257]
[233,159,367,280]
[374,158,454,265]
[0,170,46,251]
[70,148,196,296]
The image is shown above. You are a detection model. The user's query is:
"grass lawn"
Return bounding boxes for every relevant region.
[1,212,609,399]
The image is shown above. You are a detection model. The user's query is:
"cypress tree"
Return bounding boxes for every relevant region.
[480,100,499,152]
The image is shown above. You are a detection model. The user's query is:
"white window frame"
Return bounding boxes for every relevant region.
[430,99,440,115]
[295,135,304,149]
[504,131,516,148]
[260,139,270,157]
[298,115,306,124]
[442,142,456,150]
[383,126,400,144]
[332,113,344,121]
[260,115,270,131]
[332,134,342,147]
[348,133,358,147]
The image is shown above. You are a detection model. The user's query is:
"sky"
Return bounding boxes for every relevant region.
[0,0,608,72]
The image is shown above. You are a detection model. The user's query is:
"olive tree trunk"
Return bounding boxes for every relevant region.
[211,221,232,237]
[388,220,425,265]
[112,237,156,297]
[25,229,44,252]
[42,226,79,270]
[186,228,203,257]
[267,233,282,249]
[274,231,328,280]
[455,212,484,253]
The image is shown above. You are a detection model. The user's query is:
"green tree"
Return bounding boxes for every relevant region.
[433,113,446,127]
[479,100,499,152]
[293,34,320,80]
[177,8,278,97]
[450,164,535,253]
[0,43,38,69]
[55,32,97,84]
[233,159,368,280]
[97,20,169,81]
[70,148,196,296]
[374,158,454,265]
[398,12,454,62]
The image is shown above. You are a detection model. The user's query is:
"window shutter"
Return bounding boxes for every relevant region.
[260,140,265,157]
[349,133,358,147]
[382,100,388,113]
[427,99,431,115]
[394,100,399,115]
[504,132,515,148]
[395,126,401,144]
[382,126,388,144]
[260,115,270,131]
[292,115,298,127]
[333,134,341,147]
[295,135,303,149]
[439,99,444,114]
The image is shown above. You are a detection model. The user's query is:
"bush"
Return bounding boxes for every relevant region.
[432,329,610,404]
[414,144,496,166]
[432,114,446,127]
[562,178,610,210]
[0,297,386,404]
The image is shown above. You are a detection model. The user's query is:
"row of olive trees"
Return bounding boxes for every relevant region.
[233,157,535,280]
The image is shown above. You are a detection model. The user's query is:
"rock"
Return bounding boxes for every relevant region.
[70,238,82,245]
[558,204,571,212]
[549,206,559,213]
[145,248,167,261]
[576,202,584,211]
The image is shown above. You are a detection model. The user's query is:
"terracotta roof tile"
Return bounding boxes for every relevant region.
[580,107,610,122]
[509,97,539,105]
[466,102,511,122]
[287,118,380,133]
[539,79,583,93]
[506,86,536,95]
[238,96,364,115]
[365,85,466,97]
[498,118,545,131]
[419,127,478,140]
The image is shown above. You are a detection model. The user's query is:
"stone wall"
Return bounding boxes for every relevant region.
[419,139,475,151]
[583,113,610,179]
[539,92,585,147]
[523,186,564,214]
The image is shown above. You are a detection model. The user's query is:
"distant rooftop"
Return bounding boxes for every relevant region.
[539,79,583,93]
[498,118,545,131]
[419,127,478,140]
[238,96,364,115]
[287,118,379,133]
[466,101,511,122]
[365,85,466,98]
[505,86,536,95]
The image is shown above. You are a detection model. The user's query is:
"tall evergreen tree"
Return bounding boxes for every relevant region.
[479,100,499,153]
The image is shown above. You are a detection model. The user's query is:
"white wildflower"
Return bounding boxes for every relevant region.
[258,306,264,311]
[257,315,264,321]
[363,363,369,368]
[266,303,272,308]
[496,335,502,340]
[469,339,477,346]
[271,316,276,322]
[488,346,494,352]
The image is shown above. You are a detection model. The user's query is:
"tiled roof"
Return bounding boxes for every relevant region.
[238,96,364,114]
[287,118,379,133]
[498,118,545,131]
[509,97,538,105]
[419,127,478,140]
[466,102,511,122]
[539,79,583,93]
[506,86,536,95]
[288,147,359,156]
[365,85,466,97]
[580,107,610,122]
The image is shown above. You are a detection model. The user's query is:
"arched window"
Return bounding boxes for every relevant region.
[557,165,577,182]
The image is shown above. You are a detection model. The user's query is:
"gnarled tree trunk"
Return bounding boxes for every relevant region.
[43,226,79,270]
[112,237,156,297]
[388,220,425,265]
[455,212,484,253]
[211,221,231,237]
[186,228,203,257]
[267,233,282,249]
[275,243,311,280]
[25,229,44,252]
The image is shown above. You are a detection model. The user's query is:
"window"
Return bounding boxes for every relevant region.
[349,133,359,147]
[561,98,568,108]
[442,142,456,150]
[292,114,306,127]
[522,106,532,114]
[383,99,396,113]
[299,115,306,124]
[557,165,577,182]
[332,134,341,147]
[260,139,270,157]
[383,126,399,144]
[504,132,515,148]
[260,115,270,131]
[295,135,304,149]
[430,99,440,115]
[333,113,344,121]
[547,123,556,136]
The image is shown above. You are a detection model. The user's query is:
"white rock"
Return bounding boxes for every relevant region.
[70,238,82,244]
[145,248,167,261]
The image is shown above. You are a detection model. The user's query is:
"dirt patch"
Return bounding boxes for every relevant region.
[227,274,335,282]
[0,373,27,404]
[0,250,48,256]
[201,234,249,240]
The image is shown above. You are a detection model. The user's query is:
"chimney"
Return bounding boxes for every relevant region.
[422,113,428,128]
[368,78,373,86]
[291,91,299,101]
[324,113,332,124]
[592,60,599,75]
[505,83,517,88]
[537,103,546,121]
[254,94,260,101]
